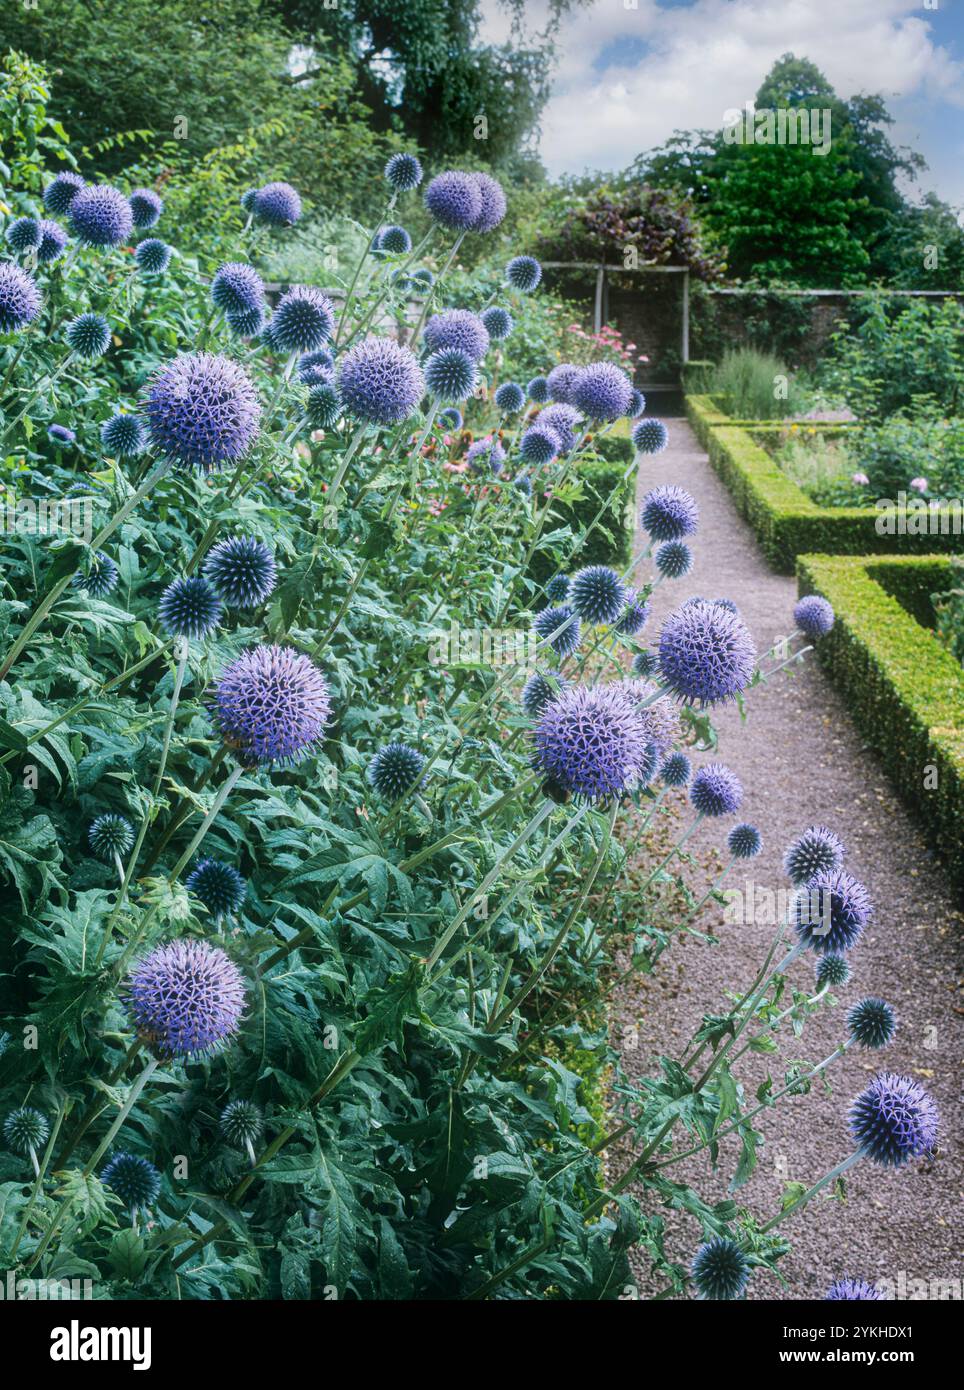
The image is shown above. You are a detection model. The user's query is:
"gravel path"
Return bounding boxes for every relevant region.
[615,418,963,1301]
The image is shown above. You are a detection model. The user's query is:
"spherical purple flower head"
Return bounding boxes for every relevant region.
[0,262,41,333]
[513,472,532,497]
[570,565,627,626]
[306,380,342,430]
[521,669,569,718]
[185,857,246,920]
[66,312,110,359]
[714,597,739,615]
[272,286,335,353]
[48,423,75,446]
[211,261,265,315]
[338,336,425,425]
[297,348,335,383]
[815,953,850,990]
[43,170,85,214]
[439,407,462,430]
[135,237,171,275]
[125,938,246,1058]
[203,535,276,608]
[4,1106,49,1158]
[253,181,302,227]
[633,418,669,455]
[629,388,646,418]
[129,187,163,229]
[221,1098,263,1148]
[101,412,145,457]
[623,679,681,753]
[424,170,482,230]
[632,649,658,678]
[546,363,582,404]
[495,381,525,413]
[227,305,265,339]
[466,435,506,475]
[655,540,693,581]
[826,1278,887,1302]
[424,308,490,362]
[376,224,412,256]
[661,750,691,787]
[519,424,560,466]
[5,216,41,253]
[848,997,896,1050]
[506,255,542,293]
[89,812,134,861]
[784,825,845,886]
[211,643,331,765]
[36,219,68,265]
[641,485,698,542]
[532,604,581,659]
[537,403,582,455]
[159,576,222,640]
[793,869,872,956]
[69,184,133,247]
[528,375,550,404]
[425,347,477,402]
[794,594,835,639]
[73,550,119,599]
[367,742,426,801]
[533,683,651,802]
[385,151,423,192]
[546,574,570,603]
[658,599,756,707]
[729,822,762,858]
[615,588,650,636]
[470,172,507,233]
[849,1072,938,1167]
[102,1152,161,1211]
[481,305,513,341]
[572,362,634,422]
[690,1237,751,1301]
[145,352,261,473]
[240,188,258,214]
[297,360,331,386]
[690,762,743,817]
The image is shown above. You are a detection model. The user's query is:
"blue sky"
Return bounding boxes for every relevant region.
[480,0,964,207]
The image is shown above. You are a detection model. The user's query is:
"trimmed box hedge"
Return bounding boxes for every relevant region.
[687,393,964,572]
[797,553,964,896]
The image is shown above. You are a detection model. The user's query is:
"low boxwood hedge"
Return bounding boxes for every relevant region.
[797,553,964,896]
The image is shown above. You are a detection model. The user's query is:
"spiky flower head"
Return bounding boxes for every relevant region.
[470,172,507,232]
[794,594,835,639]
[271,286,335,353]
[532,683,651,802]
[3,1107,49,1156]
[43,170,85,214]
[527,375,550,403]
[424,171,482,230]
[135,237,171,275]
[546,363,581,404]
[240,188,258,213]
[658,600,756,707]
[629,389,646,418]
[506,255,542,292]
[816,953,851,990]
[48,423,75,446]
[537,403,582,455]
[661,751,691,786]
[129,188,163,229]
[376,224,412,256]
[690,762,743,817]
[297,348,335,383]
[641,485,699,542]
[88,812,134,861]
[101,413,145,457]
[102,1152,161,1210]
[253,181,302,227]
[570,566,627,626]
[729,823,762,858]
[482,305,513,340]
[466,436,506,475]
[221,1099,263,1149]
[826,1278,886,1301]
[513,473,532,497]
[691,1238,751,1301]
[532,604,580,659]
[306,380,342,430]
[338,336,425,425]
[519,424,560,465]
[0,262,41,333]
[385,152,423,191]
[185,858,247,920]
[572,362,634,422]
[424,309,489,362]
[633,418,669,454]
[36,219,68,264]
[794,869,872,956]
[616,589,651,636]
[438,407,462,429]
[203,536,276,609]
[425,347,477,402]
[623,679,680,753]
[494,381,525,413]
[849,1072,938,1167]
[69,184,133,247]
[411,267,434,290]
[211,262,265,315]
[546,574,570,604]
[784,825,845,886]
[848,998,896,1050]
[5,216,41,253]
[159,576,222,640]
[521,670,569,718]
[367,742,426,801]
[632,650,659,678]
[125,938,246,1058]
[73,550,119,598]
[66,312,110,359]
[145,352,261,472]
[226,305,265,338]
[655,541,693,580]
[211,644,331,766]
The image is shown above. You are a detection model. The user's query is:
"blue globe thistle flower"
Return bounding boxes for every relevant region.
[88,812,134,861]
[691,1238,750,1301]
[297,348,335,383]
[438,407,462,430]
[521,670,569,717]
[546,574,570,604]
[36,219,68,265]
[203,536,276,609]
[253,181,302,227]
[73,551,119,598]
[240,188,258,214]
[661,751,691,787]
[506,255,542,293]
[185,857,247,920]
[43,170,85,214]
[481,305,513,340]
[570,565,627,626]
[714,597,739,614]
[424,308,490,362]
[3,1107,49,1158]
[532,683,651,802]
[466,436,506,475]
[221,1098,263,1149]
[135,237,171,275]
[848,997,896,1049]
[129,188,163,229]
[826,1279,886,1301]
[784,826,845,886]
[849,1072,938,1167]
[367,742,426,800]
[377,224,412,255]
[632,650,659,678]
[633,418,669,454]
[629,389,646,418]
[69,184,133,247]
[211,262,265,315]
[494,381,525,413]
[794,869,872,956]
[306,380,342,430]
[527,375,550,403]
[145,352,261,472]
[101,412,145,457]
[532,604,580,658]
[226,305,265,338]
[537,404,582,455]
[658,600,757,707]
[66,312,110,359]
[125,938,246,1058]
[5,216,41,253]
[655,541,693,580]
[546,363,581,404]
[411,267,434,290]
[691,762,743,817]
[211,643,331,765]
[513,473,532,498]
[385,152,423,192]
[271,286,335,353]
[424,347,477,402]
[159,576,222,639]
[616,588,651,636]
[641,485,698,542]
[520,424,560,466]
[48,423,75,446]
[572,362,634,422]
[624,680,681,754]
[794,594,835,639]
[470,172,507,232]
[424,171,482,230]
[0,262,41,333]
[815,953,850,990]
[728,823,762,858]
[102,1152,161,1211]
[338,336,425,425]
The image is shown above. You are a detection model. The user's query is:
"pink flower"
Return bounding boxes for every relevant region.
[910,476,928,493]
[852,472,870,486]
